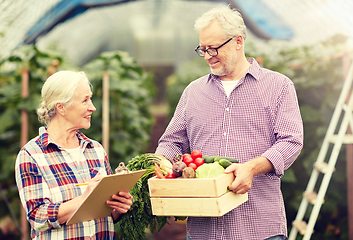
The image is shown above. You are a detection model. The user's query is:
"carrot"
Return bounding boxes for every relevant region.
[154,163,165,179]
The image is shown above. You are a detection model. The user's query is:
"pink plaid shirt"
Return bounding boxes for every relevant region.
[15,127,116,240]
[156,58,303,240]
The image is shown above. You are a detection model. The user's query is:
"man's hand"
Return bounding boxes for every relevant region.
[224,163,254,194]
[224,156,274,194]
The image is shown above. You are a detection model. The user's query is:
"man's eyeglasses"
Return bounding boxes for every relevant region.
[195,37,235,57]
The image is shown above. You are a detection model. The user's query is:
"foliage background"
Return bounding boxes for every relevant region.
[0,38,350,239]
[0,45,155,239]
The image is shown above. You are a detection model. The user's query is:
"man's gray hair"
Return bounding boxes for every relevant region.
[194,5,247,40]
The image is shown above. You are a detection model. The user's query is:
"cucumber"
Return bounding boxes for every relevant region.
[218,159,233,168]
[214,156,238,163]
[202,155,218,163]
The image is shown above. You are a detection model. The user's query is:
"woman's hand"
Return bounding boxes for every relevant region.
[107,191,133,221]
[81,174,103,198]
[57,174,103,224]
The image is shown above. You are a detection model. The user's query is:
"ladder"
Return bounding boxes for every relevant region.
[288,56,353,240]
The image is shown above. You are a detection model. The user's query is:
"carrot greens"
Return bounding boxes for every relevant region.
[116,154,170,240]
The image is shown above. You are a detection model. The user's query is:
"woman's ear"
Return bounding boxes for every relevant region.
[55,102,65,116]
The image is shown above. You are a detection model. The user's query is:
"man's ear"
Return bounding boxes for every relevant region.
[55,102,65,116]
[235,35,244,50]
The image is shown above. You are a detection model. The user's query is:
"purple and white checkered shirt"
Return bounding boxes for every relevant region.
[155,58,303,240]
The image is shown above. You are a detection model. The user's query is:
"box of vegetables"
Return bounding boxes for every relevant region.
[148,151,248,217]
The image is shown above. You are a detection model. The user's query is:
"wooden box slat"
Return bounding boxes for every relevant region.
[148,173,248,217]
[148,173,234,197]
[150,191,248,217]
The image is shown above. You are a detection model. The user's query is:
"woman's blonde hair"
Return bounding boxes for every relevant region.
[36,70,90,126]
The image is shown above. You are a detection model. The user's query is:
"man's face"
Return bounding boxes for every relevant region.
[199,21,238,78]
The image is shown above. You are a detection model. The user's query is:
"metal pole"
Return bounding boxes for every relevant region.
[343,52,353,240]
[102,72,109,157]
[20,69,29,240]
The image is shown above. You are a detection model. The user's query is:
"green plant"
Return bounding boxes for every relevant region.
[0,45,68,239]
[166,58,209,118]
[0,45,155,239]
[253,43,347,240]
[81,51,156,168]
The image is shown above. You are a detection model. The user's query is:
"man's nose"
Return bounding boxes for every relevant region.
[203,51,213,60]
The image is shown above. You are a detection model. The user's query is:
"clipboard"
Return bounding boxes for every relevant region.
[66,169,146,225]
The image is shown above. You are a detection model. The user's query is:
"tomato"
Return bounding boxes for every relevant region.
[188,162,197,171]
[165,172,176,179]
[183,156,194,166]
[194,157,205,167]
[183,153,192,160]
[191,150,202,160]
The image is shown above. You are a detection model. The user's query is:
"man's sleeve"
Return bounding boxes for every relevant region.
[262,81,304,178]
[155,90,190,161]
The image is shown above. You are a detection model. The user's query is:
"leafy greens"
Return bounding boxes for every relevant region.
[195,162,225,178]
[116,154,169,240]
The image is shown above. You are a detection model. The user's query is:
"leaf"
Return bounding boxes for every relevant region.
[300,105,320,123]
[0,82,21,98]
[282,168,297,183]
[11,45,37,62]
[0,108,20,133]
[195,162,225,178]
[116,154,169,240]
[1,154,16,178]
[18,95,41,111]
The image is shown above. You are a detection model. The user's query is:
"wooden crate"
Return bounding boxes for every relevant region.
[148,174,248,217]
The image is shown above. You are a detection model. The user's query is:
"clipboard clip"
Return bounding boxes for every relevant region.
[114,162,130,175]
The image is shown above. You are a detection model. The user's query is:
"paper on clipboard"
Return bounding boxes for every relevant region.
[66,169,146,225]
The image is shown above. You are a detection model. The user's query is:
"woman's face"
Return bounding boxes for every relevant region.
[64,81,96,130]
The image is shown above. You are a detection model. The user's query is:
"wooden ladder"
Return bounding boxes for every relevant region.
[288,57,353,240]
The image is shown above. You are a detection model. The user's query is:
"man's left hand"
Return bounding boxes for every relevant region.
[224,156,274,194]
[224,163,254,194]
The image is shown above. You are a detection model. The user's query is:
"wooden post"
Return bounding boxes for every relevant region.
[20,69,29,240]
[344,52,353,240]
[102,72,109,157]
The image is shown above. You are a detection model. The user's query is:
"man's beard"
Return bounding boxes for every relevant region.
[210,66,227,76]
[210,56,237,77]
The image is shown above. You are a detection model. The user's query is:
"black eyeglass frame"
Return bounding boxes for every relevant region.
[195,37,235,57]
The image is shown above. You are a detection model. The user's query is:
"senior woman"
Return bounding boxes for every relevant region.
[15,70,132,239]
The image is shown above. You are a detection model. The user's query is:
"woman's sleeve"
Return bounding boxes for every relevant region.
[15,149,62,232]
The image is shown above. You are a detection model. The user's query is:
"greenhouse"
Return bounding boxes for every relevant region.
[1,0,353,240]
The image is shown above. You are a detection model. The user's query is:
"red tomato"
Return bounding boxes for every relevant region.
[188,162,197,171]
[183,156,194,166]
[182,153,192,160]
[165,172,176,179]
[194,157,205,167]
[191,150,202,160]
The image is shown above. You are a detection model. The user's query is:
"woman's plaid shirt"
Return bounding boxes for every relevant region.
[15,127,117,240]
